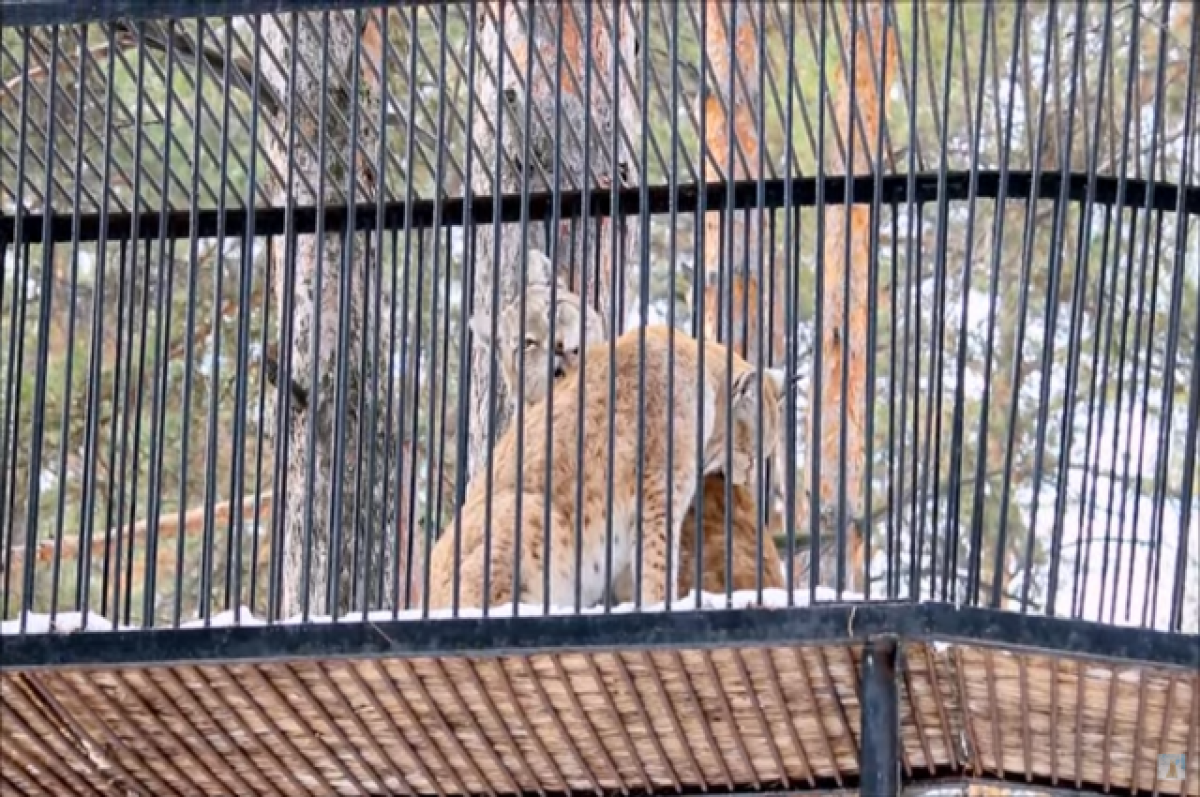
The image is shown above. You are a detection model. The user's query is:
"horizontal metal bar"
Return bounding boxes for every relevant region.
[2,171,1198,246]
[2,603,1196,673]
[0,0,465,29]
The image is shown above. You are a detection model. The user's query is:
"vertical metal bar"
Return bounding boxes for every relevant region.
[859,637,900,796]
[479,0,508,619]
[886,205,899,600]
[833,1,857,599]
[172,18,200,624]
[121,32,153,627]
[328,9,365,621]
[782,0,798,604]
[663,0,682,614]
[50,24,92,620]
[975,0,1026,610]
[360,8,389,617]
[228,14,263,623]
[422,2,451,617]
[1101,203,1144,623]
[4,246,33,622]
[917,0,955,603]
[199,18,235,624]
[267,12,302,624]
[692,0,708,612]
[897,0,919,602]
[300,10,334,622]
[431,66,456,615]
[141,21,179,628]
[1023,0,1084,616]
[947,0,992,606]
[537,0,563,615]
[997,0,1058,613]
[21,24,62,627]
[1086,0,1140,623]
[722,0,738,609]
[403,227,425,609]
[0,221,7,609]
[449,0,479,618]
[573,0,594,614]
[1,30,33,626]
[509,0,536,616]
[634,0,651,611]
[810,0,828,598]
[602,0,621,613]
[349,11,374,617]
[395,4,419,612]
[1166,6,1200,634]
[861,0,891,603]
[1122,0,1174,627]
[1053,0,1112,621]
[247,16,271,618]
[753,0,768,603]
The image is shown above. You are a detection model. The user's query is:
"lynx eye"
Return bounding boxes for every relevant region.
[524,338,539,350]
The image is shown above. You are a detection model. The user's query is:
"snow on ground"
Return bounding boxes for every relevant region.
[1,578,866,635]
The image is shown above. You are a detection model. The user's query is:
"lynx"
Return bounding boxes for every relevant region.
[610,475,786,604]
[425,326,788,610]
[472,281,787,604]
[467,252,607,410]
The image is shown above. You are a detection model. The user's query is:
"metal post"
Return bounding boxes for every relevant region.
[860,637,900,796]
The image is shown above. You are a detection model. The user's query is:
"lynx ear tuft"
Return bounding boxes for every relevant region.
[526,248,554,287]
[468,313,495,346]
[763,367,787,394]
[729,369,760,414]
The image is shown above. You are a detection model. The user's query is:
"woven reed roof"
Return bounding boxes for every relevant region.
[3,639,1198,796]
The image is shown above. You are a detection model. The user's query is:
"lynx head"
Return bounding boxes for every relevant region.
[711,360,790,488]
[469,250,605,407]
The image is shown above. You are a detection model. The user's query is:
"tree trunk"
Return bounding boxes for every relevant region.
[808,3,896,593]
[261,12,396,619]
[697,1,778,367]
[464,1,641,481]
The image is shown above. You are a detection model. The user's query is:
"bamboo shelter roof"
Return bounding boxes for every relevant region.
[3,638,1197,797]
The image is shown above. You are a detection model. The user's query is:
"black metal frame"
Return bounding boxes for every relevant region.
[3,171,1197,246]
[0,0,429,29]
[2,6,1198,792]
[3,602,1196,672]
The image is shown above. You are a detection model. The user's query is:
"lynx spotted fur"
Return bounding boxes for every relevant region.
[426,326,787,610]
[465,277,787,603]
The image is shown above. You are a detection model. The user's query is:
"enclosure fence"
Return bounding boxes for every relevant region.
[1,1,1198,796]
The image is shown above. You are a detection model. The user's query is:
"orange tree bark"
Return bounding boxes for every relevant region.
[808,3,896,592]
[698,1,777,365]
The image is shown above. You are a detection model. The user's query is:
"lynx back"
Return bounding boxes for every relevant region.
[425,326,786,611]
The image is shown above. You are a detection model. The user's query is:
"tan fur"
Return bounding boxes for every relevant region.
[425,326,787,611]
[468,250,606,409]
[475,282,786,604]
[610,475,786,603]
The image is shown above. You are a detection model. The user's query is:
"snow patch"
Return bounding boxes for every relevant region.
[2,585,866,634]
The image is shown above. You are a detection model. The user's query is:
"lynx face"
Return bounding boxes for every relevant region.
[470,263,605,410]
